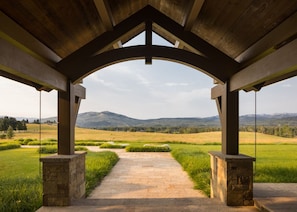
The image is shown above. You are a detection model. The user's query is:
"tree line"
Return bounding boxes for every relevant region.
[99,125,297,138]
[0,116,28,131]
[240,125,297,138]
[100,126,221,134]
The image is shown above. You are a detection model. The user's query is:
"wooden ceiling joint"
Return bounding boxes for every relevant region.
[183,0,205,31]
[94,0,115,31]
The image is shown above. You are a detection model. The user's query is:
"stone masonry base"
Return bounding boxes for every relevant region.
[40,151,86,206]
[209,151,255,206]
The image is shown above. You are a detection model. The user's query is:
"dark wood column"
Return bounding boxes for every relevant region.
[58,81,85,155]
[212,82,239,155]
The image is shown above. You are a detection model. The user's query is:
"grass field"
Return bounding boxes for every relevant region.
[6,123,297,144]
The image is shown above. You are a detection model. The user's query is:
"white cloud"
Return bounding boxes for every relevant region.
[165,82,189,87]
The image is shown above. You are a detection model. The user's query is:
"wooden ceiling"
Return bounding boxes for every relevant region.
[1,0,297,91]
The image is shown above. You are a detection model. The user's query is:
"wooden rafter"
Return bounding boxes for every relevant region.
[0,38,67,91]
[57,6,149,73]
[58,5,238,81]
[184,0,204,31]
[236,11,297,65]
[93,0,114,31]
[0,11,61,66]
[112,41,123,49]
[230,38,297,92]
[149,6,239,76]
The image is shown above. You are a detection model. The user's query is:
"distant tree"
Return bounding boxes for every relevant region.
[6,125,14,139]
[33,119,40,124]
[16,120,27,131]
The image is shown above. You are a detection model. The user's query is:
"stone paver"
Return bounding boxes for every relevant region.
[88,151,205,199]
[254,183,297,212]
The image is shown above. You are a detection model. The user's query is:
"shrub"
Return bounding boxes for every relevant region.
[0,134,6,139]
[19,138,34,145]
[0,142,21,151]
[6,126,14,139]
[126,144,171,152]
[74,146,88,151]
[100,142,128,149]
[37,146,57,154]
[76,139,107,143]
[75,141,103,146]
[27,141,56,146]
[37,146,88,154]
[47,138,57,142]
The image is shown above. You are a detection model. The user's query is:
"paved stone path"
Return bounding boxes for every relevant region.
[88,150,206,199]
[38,148,258,211]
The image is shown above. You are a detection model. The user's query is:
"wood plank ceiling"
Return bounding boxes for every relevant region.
[1,0,297,90]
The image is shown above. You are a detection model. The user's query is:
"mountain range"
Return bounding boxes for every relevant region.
[74,111,297,129]
[5,111,297,129]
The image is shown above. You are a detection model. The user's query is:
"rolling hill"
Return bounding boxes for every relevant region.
[74,111,297,129]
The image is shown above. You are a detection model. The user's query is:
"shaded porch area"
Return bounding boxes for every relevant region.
[37,148,297,211]
[37,149,258,212]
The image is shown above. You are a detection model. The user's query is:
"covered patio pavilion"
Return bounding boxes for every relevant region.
[1,0,297,207]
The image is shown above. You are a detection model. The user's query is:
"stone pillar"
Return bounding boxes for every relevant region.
[209,151,255,206]
[40,152,86,206]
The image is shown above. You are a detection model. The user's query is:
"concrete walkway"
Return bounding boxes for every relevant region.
[254,183,297,211]
[38,148,258,211]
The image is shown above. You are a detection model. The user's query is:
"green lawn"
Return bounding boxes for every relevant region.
[0,148,118,211]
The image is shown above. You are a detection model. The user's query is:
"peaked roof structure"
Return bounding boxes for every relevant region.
[1,0,297,92]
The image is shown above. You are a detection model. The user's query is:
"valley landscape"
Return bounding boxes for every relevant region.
[1,112,297,211]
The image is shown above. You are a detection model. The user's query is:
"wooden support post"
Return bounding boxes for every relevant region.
[58,81,75,155]
[145,20,152,64]
[210,83,253,207]
[212,82,239,155]
[58,82,85,155]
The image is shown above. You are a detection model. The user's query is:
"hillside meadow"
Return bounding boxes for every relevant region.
[5,123,297,144]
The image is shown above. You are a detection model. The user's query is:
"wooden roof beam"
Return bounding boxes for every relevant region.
[70,45,226,83]
[0,38,67,91]
[184,0,205,31]
[145,20,152,64]
[57,6,148,73]
[236,11,297,65]
[0,11,61,66]
[230,38,297,92]
[94,0,114,31]
[149,6,239,77]
[58,5,238,82]
[112,40,123,49]
[174,40,184,49]
[0,70,51,91]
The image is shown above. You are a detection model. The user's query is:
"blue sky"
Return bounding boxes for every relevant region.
[0,33,296,119]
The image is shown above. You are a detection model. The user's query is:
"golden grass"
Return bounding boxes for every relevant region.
[5,124,297,144]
